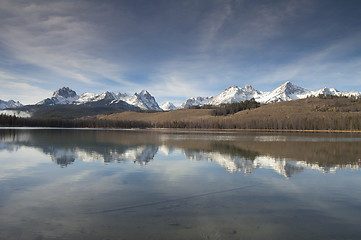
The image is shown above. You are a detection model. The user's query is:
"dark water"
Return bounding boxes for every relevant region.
[0,128,361,240]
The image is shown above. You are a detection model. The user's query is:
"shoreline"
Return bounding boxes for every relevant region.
[150,128,361,133]
[1,126,361,134]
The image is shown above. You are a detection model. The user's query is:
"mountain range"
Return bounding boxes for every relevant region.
[35,87,162,111]
[1,81,360,114]
[198,81,361,106]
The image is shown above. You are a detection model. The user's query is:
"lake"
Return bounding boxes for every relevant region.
[0,128,361,240]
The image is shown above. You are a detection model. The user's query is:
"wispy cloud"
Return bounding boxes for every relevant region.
[0,0,133,89]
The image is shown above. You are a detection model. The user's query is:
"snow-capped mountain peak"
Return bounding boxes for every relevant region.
[138,90,150,96]
[259,81,311,103]
[114,92,129,99]
[312,87,340,96]
[207,84,262,105]
[280,81,309,95]
[53,87,77,98]
[75,92,96,104]
[160,101,177,111]
[207,86,242,105]
[99,91,116,100]
[74,91,118,105]
[127,90,162,111]
[180,96,213,109]
[243,84,256,91]
[37,87,79,105]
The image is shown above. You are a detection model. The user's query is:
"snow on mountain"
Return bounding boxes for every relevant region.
[181,81,360,107]
[125,90,162,111]
[340,90,361,97]
[259,82,360,104]
[310,87,361,98]
[114,92,129,100]
[311,87,340,96]
[180,81,316,107]
[180,96,213,109]
[258,81,312,103]
[74,92,97,104]
[160,101,177,111]
[75,91,140,109]
[21,83,361,111]
[76,89,162,111]
[208,84,263,105]
[75,91,118,105]
[36,87,161,111]
[0,99,23,110]
[37,87,79,105]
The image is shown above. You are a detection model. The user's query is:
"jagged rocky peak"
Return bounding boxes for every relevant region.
[207,83,262,105]
[225,86,241,92]
[115,92,129,99]
[127,90,162,111]
[137,90,151,97]
[37,87,79,105]
[180,96,213,109]
[100,91,116,100]
[134,90,152,101]
[243,84,257,92]
[7,100,23,107]
[75,91,120,104]
[53,87,77,98]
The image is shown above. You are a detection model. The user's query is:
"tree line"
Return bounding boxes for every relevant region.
[0,114,151,129]
[211,99,260,116]
[187,98,260,116]
[1,113,360,131]
[153,115,361,131]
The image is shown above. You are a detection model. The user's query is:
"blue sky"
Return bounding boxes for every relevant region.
[0,0,361,105]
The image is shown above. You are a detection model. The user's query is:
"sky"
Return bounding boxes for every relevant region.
[0,0,361,105]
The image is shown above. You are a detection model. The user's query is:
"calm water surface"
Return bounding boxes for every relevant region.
[0,128,361,240]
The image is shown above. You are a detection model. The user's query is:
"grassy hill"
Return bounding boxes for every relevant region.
[98,108,214,123]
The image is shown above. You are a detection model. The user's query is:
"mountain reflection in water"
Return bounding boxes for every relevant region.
[1,128,360,178]
[1,128,361,240]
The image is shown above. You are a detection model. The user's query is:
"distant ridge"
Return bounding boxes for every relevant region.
[0,99,23,110]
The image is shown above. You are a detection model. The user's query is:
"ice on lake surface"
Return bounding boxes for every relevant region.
[0,128,361,240]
